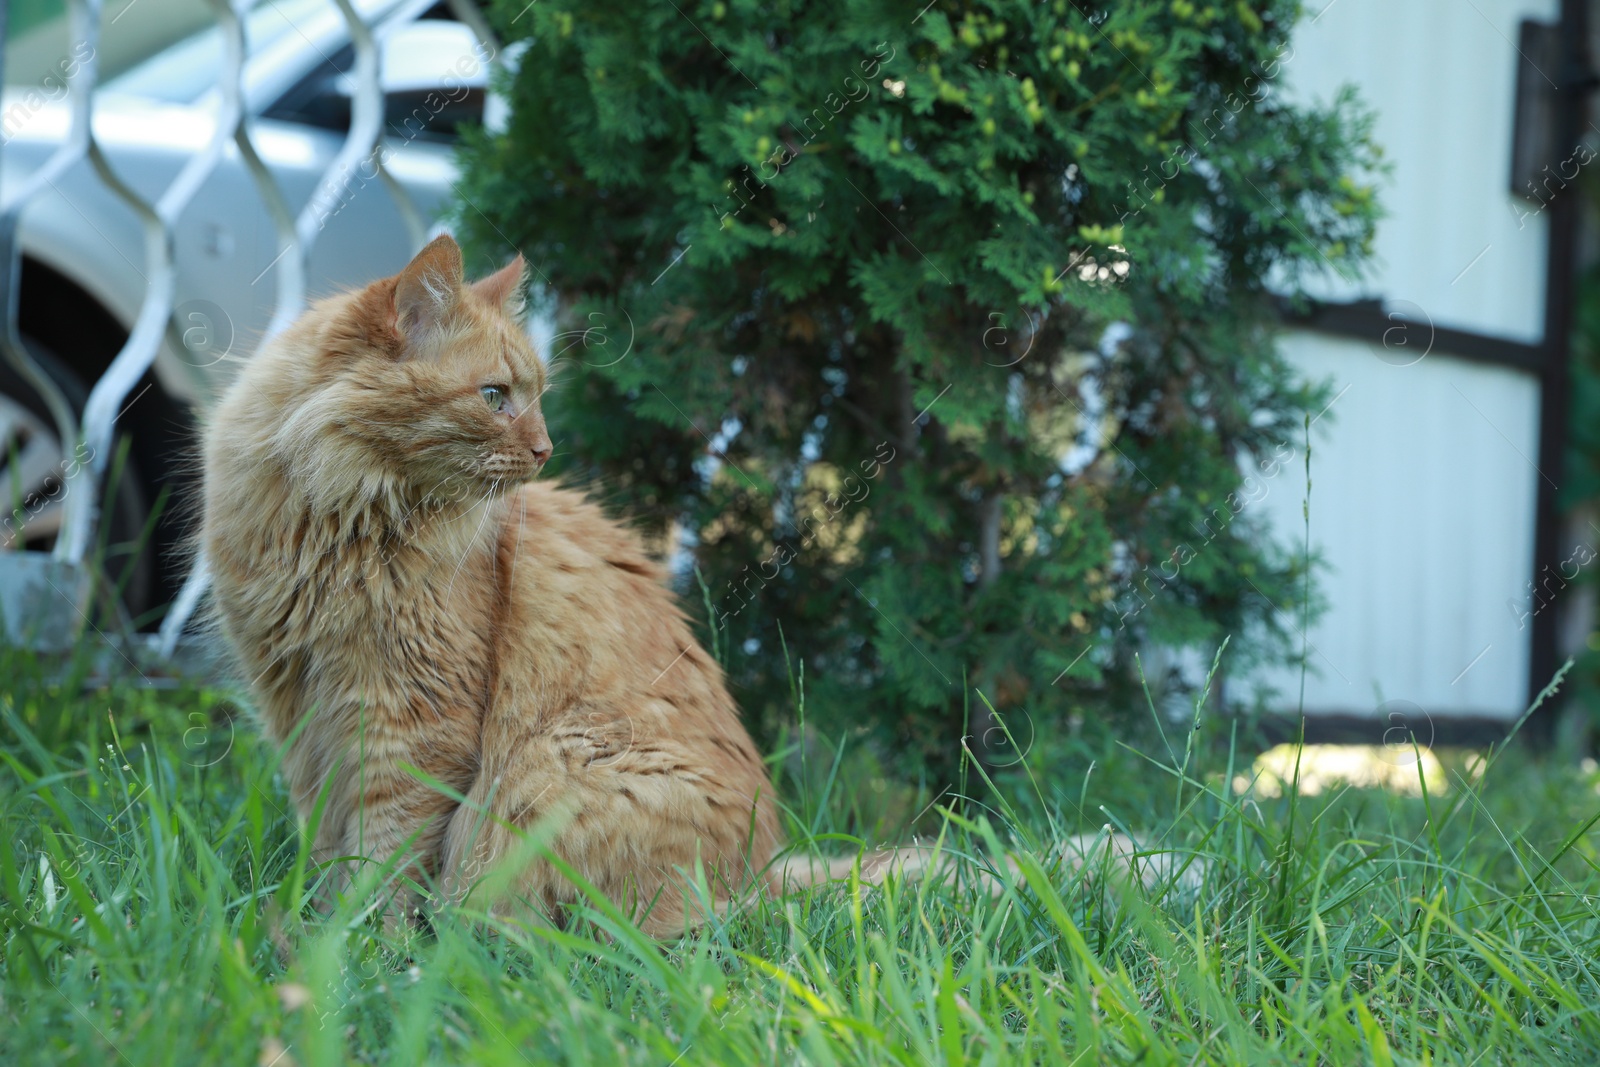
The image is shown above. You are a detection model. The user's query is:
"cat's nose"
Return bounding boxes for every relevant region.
[528,432,553,467]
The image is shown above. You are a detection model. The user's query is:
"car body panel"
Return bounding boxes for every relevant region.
[0,0,473,405]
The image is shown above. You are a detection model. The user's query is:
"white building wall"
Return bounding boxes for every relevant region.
[1242,333,1542,720]
[1285,0,1558,344]
[1237,1,1561,721]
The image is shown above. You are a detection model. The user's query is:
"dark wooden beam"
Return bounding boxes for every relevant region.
[1279,297,1548,375]
[1253,713,1521,749]
[1525,0,1589,746]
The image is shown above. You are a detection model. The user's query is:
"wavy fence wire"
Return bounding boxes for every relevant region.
[0,0,498,661]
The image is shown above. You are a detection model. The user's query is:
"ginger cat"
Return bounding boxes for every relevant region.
[202,235,781,934]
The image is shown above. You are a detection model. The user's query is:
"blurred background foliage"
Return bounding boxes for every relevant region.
[1562,253,1600,746]
[458,0,1381,780]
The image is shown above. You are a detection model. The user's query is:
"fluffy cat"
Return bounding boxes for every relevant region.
[203,235,780,934]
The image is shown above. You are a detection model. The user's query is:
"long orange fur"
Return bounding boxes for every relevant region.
[203,235,780,934]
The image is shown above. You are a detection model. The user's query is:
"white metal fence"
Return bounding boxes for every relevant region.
[0,0,499,658]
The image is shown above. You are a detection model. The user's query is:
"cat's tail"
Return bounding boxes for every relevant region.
[767,830,1203,898]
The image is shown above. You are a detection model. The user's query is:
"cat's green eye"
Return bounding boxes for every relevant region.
[481,385,508,412]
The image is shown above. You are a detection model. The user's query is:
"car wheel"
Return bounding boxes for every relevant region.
[0,338,155,618]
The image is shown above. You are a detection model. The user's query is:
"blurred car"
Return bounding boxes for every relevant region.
[0,0,494,617]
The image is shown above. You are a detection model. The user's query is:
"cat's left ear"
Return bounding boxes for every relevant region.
[392,234,465,344]
[472,255,528,320]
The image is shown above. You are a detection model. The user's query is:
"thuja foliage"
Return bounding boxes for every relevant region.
[458,0,1380,775]
[1560,260,1600,741]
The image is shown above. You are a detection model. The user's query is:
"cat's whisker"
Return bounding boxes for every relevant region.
[507,485,528,591]
[442,486,500,603]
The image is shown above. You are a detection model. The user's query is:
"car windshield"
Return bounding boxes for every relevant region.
[100,0,355,104]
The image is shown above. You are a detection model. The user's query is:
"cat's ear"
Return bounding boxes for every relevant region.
[392,234,464,343]
[472,254,527,320]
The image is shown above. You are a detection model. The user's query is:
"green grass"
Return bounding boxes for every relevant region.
[4,645,1600,1066]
